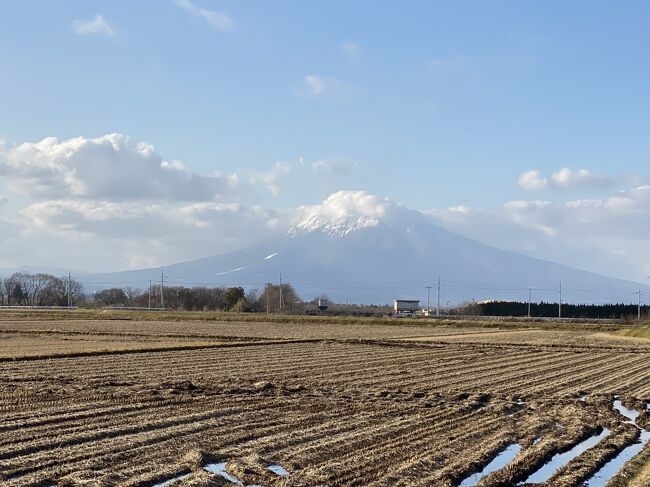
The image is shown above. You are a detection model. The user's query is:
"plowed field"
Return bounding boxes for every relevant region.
[0,312,648,486]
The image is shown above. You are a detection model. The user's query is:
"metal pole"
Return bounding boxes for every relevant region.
[279,273,283,313]
[266,283,269,314]
[149,280,152,310]
[638,290,641,320]
[528,288,531,318]
[68,272,72,308]
[558,280,562,319]
[160,271,165,309]
[436,276,440,317]
[425,285,432,315]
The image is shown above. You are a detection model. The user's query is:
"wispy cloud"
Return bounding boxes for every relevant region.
[249,161,292,197]
[72,14,114,37]
[175,0,234,31]
[428,56,466,72]
[303,75,340,96]
[341,42,362,63]
[312,159,357,176]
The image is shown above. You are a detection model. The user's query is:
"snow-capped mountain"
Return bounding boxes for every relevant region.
[85,191,650,305]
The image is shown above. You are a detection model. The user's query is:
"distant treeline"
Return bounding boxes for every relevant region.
[467,301,648,319]
[0,272,83,306]
[3,272,643,319]
[95,284,302,313]
[0,272,390,314]
[98,284,390,315]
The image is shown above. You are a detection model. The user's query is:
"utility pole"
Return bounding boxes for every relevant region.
[425,285,432,315]
[638,290,641,320]
[67,272,72,308]
[528,288,532,318]
[558,280,562,319]
[436,276,441,317]
[148,280,152,310]
[279,272,283,313]
[266,283,270,314]
[160,271,165,309]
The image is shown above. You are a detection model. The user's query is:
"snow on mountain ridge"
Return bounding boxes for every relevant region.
[289,214,380,238]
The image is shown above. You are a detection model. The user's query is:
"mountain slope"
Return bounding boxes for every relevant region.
[85,191,650,305]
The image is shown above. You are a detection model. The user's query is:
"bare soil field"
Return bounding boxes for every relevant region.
[0,317,496,340]
[0,310,648,486]
[0,332,232,359]
[400,328,650,352]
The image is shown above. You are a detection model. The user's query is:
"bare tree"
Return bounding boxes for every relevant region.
[95,288,128,306]
[123,287,142,307]
[258,283,301,313]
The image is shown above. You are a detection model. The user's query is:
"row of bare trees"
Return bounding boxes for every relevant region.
[0,272,83,306]
[0,272,304,312]
[93,283,301,312]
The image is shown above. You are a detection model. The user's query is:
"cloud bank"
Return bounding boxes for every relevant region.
[1,133,648,283]
[428,184,650,281]
[0,134,237,201]
[0,134,292,271]
[518,168,612,191]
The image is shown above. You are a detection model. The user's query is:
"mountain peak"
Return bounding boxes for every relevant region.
[288,190,412,237]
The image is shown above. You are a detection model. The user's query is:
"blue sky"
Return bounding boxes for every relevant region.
[1,1,650,280]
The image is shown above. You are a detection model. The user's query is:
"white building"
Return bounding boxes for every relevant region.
[393,299,420,314]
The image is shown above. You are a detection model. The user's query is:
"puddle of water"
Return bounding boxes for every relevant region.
[613,400,640,423]
[579,394,589,402]
[584,400,650,487]
[152,473,191,487]
[458,443,522,487]
[532,436,543,445]
[520,428,611,484]
[204,463,243,485]
[267,464,289,476]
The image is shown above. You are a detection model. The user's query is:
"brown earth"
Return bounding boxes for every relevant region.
[0,311,648,486]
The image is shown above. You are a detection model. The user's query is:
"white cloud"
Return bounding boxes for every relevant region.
[341,42,362,62]
[311,159,356,175]
[73,14,114,37]
[175,0,234,31]
[249,161,291,197]
[295,190,401,222]
[0,134,238,202]
[427,185,650,282]
[0,133,302,271]
[502,200,557,236]
[518,167,613,192]
[550,167,612,189]
[303,75,340,96]
[517,170,548,191]
[14,198,289,271]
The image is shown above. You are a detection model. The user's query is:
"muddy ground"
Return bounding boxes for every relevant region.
[0,312,648,486]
